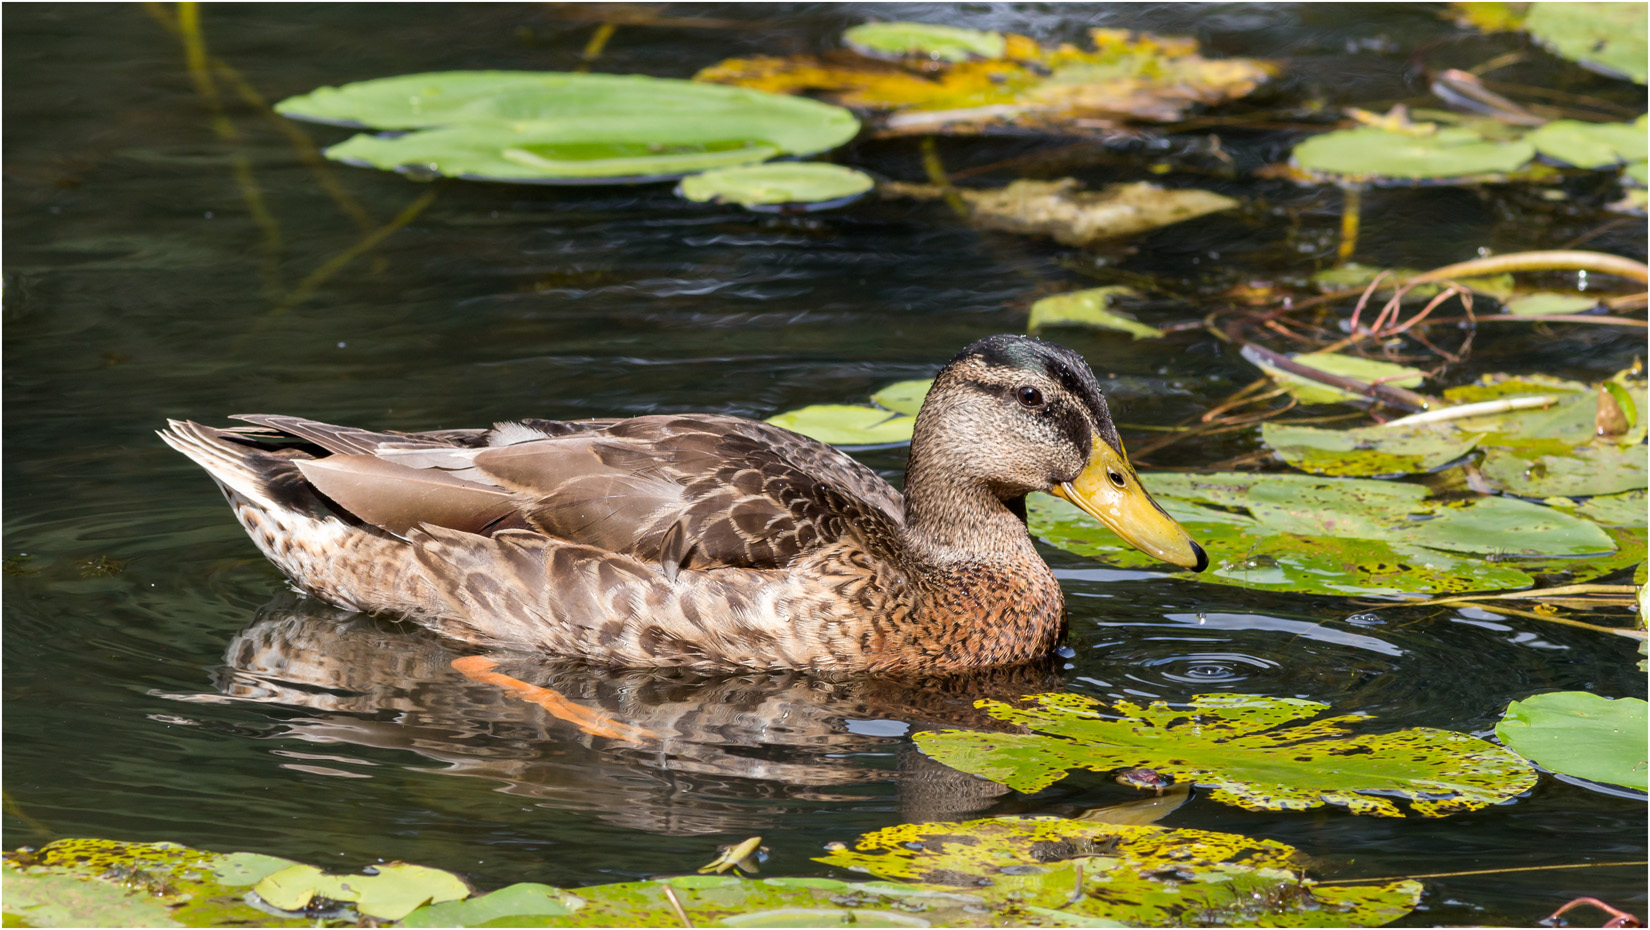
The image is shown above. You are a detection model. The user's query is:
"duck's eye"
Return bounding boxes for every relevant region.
[1108,470,1127,488]
[1016,386,1045,408]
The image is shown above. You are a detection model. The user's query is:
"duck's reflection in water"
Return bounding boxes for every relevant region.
[202,596,1073,834]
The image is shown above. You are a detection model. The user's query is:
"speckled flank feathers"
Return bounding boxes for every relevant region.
[161,335,1148,673]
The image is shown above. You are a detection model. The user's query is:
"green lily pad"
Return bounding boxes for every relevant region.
[1577,490,1649,526]
[1027,287,1163,339]
[1261,422,1479,476]
[1311,262,1516,299]
[1496,691,1649,790]
[1500,291,1599,316]
[1441,373,1649,452]
[3,839,315,927]
[767,404,915,445]
[410,874,1000,928]
[843,22,1006,62]
[1243,349,1426,405]
[277,72,860,183]
[1628,159,1650,186]
[401,882,582,926]
[1291,126,1536,182]
[1480,445,1649,498]
[917,693,1536,817]
[869,379,933,416]
[817,816,1421,927]
[1523,2,1648,84]
[678,161,874,209]
[1526,119,1649,168]
[254,862,470,920]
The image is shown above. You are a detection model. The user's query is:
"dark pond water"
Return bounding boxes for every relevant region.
[4,3,1646,926]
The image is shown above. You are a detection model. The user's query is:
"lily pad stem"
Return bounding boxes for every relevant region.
[1379,395,1558,427]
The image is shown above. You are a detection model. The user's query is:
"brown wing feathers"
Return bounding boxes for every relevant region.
[212,414,903,578]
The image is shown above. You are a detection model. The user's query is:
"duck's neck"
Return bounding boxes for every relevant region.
[885,426,1066,672]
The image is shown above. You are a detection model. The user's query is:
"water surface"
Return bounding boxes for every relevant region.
[4,4,1645,926]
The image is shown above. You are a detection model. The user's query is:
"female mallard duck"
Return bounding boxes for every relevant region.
[161,334,1204,674]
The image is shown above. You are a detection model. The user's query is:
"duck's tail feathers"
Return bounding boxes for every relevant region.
[157,419,320,515]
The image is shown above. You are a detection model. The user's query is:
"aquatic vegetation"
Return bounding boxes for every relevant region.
[915,693,1537,816]
[1495,691,1649,791]
[3,825,1423,929]
[767,380,929,445]
[276,71,860,188]
[842,22,1008,62]
[882,179,1238,247]
[1259,423,1480,477]
[677,161,875,210]
[1241,349,1427,405]
[1027,287,1163,339]
[697,26,1275,136]
[1292,126,1537,183]
[817,815,1422,926]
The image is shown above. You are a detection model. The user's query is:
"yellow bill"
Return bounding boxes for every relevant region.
[1051,436,1208,571]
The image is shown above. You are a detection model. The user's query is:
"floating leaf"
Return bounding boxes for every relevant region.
[1501,291,1599,316]
[817,816,1420,927]
[409,873,1001,928]
[1243,349,1426,405]
[254,862,470,920]
[869,379,933,416]
[1028,287,1162,338]
[1496,692,1649,790]
[1449,2,1530,33]
[1291,126,1535,183]
[1578,490,1649,526]
[915,693,1537,817]
[767,404,915,445]
[1526,119,1649,169]
[276,72,859,183]
[3,839,315,927]
[843,22,1006,62]
[886,179,1236,246]
[698,29,1274,137]
[1480,445,1649,498]
[1523,2,1648,84]
[678,162,874,209]
[401,883,582,926]
[1311,262,1516,299]
[1260,422,1479,476]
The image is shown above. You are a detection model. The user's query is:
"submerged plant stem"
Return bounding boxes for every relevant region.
[920,136,969,218]
[1337,185,1361,262]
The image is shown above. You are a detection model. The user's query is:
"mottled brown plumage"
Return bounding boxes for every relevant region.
[160,335,1202,673]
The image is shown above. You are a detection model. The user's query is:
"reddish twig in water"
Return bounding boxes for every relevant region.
[1546,896,1641,928]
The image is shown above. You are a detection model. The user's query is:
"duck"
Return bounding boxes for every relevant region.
[160,334,1205,675]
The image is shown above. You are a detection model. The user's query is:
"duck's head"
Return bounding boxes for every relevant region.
[909,334,1207,572]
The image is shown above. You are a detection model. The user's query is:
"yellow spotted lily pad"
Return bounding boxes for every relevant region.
[915,693,1537,817]
[817,816,1421,927]
[1260,422,1479,476]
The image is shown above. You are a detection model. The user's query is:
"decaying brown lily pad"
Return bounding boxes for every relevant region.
[883,178,1237,245]
[696,27,1276,137]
